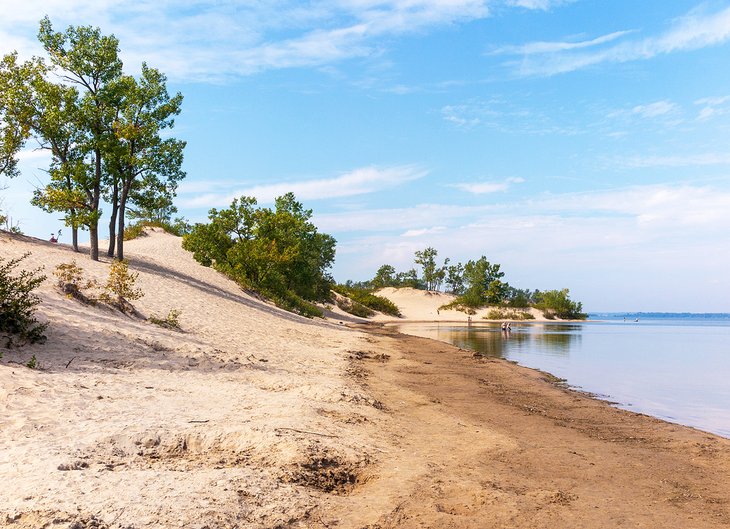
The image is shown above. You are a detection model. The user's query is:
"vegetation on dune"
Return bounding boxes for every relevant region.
[350,246,587,320]
[0,253,48,347]
[332,284,402,317]
[182,193,335,318]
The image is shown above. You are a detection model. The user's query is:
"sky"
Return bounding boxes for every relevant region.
[2,0,730,312]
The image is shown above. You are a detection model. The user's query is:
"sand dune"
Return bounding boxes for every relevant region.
[2,229,730,528]
[372,286,547,322]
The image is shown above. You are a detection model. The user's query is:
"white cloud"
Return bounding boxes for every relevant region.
[505,0,573,10]
[451,176,525,194]
[493,30,633,55]
[501,5,730,76]
[178,165,427,208]
[631,100,678,118]
[0,0,492,81]
[695,95,730,121]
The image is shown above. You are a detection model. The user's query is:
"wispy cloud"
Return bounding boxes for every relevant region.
[451,177,525,194]
[505,0,574,10]
[695,95,730,121]
[620,152,730,168]
[0,0,492,81]
[178,165,427,208]
[501,5,730,76]
[631,100,678,118]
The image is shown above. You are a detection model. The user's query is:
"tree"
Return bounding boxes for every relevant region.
[414,247,439,291]
[534,288,586,319]
[105,65,185,260]
[461,256,507,306]
[445,262,465,295]
[183,194,336,312]
[37,17,123,261]
[371,264,397,289]
[0,53,33,179]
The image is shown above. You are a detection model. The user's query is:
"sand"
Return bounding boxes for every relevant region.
[2,230,729,528]
[371,286,547,322]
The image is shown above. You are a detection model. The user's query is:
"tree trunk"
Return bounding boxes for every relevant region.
[107,182,119,257]
[116,184,130,262]
[72,226,79,252]
[89,150,102,261]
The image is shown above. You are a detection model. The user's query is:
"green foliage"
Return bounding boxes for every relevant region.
[534,289,587,320]
[123,218,189,240]
[26,355,37,369]
[183,193,335,317]
[333,284,402,317]
[335,296,375,318]
[149,309,181,330]
[414,247,448,291]
[485,308,535,320]
[100,259,143,313]
[3,18,185,261]
[0,253,48,346]
[371,264,397,289]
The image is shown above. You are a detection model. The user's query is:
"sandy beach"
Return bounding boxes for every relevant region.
[2,230,730,528]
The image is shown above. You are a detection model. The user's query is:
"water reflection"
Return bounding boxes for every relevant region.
[409,323,580,359]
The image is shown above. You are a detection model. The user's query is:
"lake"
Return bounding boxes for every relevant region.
[392,313,730,438]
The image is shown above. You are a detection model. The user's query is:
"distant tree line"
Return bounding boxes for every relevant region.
[345,247,586,319]
[0,17,186,260]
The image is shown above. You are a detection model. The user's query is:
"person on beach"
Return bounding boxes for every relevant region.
[49,233,57,243]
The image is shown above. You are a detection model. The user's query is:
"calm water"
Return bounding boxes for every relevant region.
[393,313,730,438]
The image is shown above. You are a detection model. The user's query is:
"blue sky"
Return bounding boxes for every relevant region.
[2,0,730,312]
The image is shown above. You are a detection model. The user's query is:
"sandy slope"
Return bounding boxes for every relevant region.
[2,230,730,528]
[372,286,546,322]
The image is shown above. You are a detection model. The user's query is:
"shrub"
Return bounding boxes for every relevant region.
[0,253,48,346]
[149,309,182,330]
[332,285,401,317]
[100,259,143,314]
[485,308,535,320]
[124,219,190,240]
[335,296,375,318]
[54,260,97,303]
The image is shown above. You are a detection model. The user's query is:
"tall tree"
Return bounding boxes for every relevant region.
[462,256,507,306]
[0,54,32,179]
[38,16,123,261]
[105,65,185,260]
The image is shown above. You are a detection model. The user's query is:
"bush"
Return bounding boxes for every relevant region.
[332,285,401,317]
[100,259,143,314]
[54,260,98,303]
[485,308,535,320]
[124,219,190,240]
[0,253,48,346]
[335,296,375,318]
[149,309,182,330]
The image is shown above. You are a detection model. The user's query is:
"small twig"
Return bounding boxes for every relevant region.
[110,506,126,525]
[65,356,77,369]
[188,419,209,424]
[275,427,338,438]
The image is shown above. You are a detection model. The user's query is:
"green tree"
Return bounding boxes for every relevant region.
[105,65,185,260]
[371,264,397,289]
[183,194,336,313]
[0,253,48,346]
[37,16,124,261]
[534,288,586,319]
[461,256,506,306]
[445,262,465,295]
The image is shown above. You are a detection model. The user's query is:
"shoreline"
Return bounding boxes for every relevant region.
[335,322,730,527]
